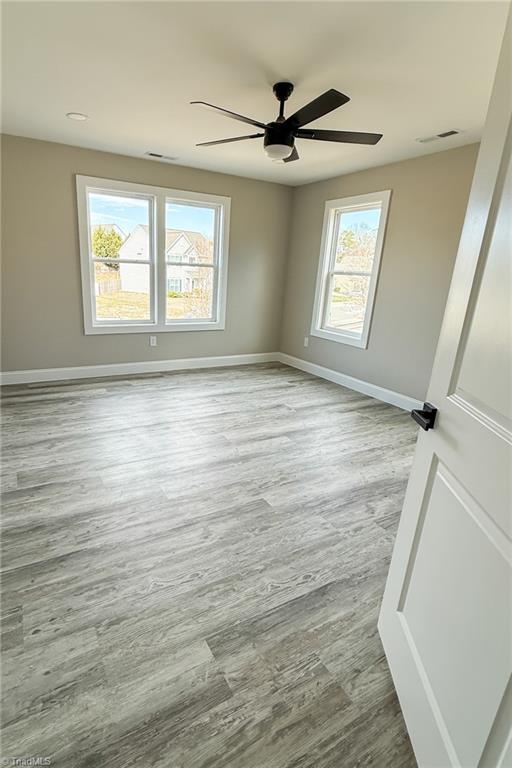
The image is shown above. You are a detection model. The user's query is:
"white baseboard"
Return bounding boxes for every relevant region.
[0,352,279,385]
[276,352,422,412]
[1,351,422,411]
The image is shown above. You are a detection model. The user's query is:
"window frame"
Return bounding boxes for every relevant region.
[76,175,230,335]
[310,190,391,349]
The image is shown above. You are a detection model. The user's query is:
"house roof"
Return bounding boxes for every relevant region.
[135,224,210,253]
[167,229,209,252]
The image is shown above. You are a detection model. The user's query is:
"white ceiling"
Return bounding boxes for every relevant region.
[1,1,508,186]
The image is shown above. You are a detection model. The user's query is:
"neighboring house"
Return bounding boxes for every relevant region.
[118,225,213,293]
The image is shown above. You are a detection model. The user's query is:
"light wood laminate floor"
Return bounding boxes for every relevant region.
[1,364,418,767]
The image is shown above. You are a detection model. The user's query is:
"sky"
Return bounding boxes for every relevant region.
[89,193,215,239]
[341,206,380,232]
[89,192,378,240]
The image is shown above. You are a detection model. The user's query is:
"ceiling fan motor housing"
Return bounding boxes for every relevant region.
[264,122,295,150]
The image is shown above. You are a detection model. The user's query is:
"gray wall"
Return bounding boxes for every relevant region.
[1,135,292,370]
[1,136,478,401]
[280,144,479,400]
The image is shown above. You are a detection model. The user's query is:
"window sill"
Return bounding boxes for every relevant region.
[84,321,225,335]
[310,327,368,349]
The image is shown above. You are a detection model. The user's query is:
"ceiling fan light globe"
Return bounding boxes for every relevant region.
[264,143,293,161]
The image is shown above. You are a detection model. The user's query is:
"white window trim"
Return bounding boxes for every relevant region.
[310,189,391,349]
[76,175,230,334]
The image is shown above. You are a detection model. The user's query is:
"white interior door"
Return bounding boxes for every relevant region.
[378,11,512,768]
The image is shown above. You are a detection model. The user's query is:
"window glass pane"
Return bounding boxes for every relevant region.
[166,265,214,320]
[334,206,381,271]
[165,201,215,264]
[89,192,150,267]
[94,262,151,321]
[325,274,370,335]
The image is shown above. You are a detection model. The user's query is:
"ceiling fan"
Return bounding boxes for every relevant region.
[191,82,382,162]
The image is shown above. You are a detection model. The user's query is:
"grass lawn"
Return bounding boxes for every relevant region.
[96,291,211,320]
[328,294,365,332]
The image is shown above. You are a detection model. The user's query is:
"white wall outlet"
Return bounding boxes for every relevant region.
[304,336,309,347]
[149,336,157,347]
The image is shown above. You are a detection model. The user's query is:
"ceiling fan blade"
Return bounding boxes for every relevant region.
[191,101,266,129]
[297,128,383,145]
[283,146,299,163]
[284,89,350,129]
[196,133,264,147]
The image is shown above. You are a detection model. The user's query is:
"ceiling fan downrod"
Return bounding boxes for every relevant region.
[273,81,294,122]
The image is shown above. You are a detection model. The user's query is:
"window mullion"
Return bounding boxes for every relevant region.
[156,193,166,328]
[212,204,222,322]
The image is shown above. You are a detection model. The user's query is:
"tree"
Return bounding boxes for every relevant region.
[92,225,123,270]
[188,237,214,316]
[337,223,377,272]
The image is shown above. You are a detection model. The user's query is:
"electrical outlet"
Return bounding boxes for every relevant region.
[304,336,309,348]
[149,336,157,347]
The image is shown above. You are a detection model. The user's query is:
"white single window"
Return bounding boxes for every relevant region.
[311,190,391,349]
[77,176,230,334]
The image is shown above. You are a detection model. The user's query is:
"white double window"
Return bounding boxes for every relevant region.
[311,190,391,348]
[76,176,230,334]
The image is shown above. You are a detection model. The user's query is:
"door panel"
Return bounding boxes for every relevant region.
[379,9,512,767]
[455,152,512,424]
[400,461,510,768]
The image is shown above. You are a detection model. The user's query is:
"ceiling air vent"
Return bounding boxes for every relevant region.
[144,151,177,162]
[416,129,462,144]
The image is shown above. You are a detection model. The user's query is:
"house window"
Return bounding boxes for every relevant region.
[311,190,391,348]
[77,176,230,334]
[167,278,183,293]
